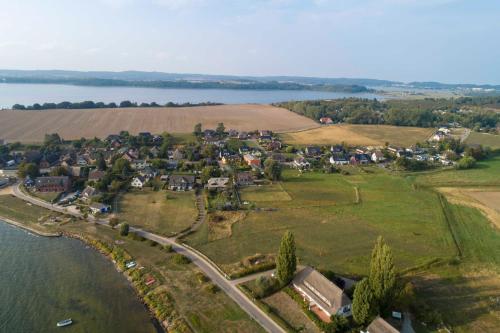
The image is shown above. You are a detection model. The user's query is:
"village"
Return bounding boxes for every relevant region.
[0,122,495,333]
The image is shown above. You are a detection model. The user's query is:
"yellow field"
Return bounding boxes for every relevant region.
[0,104,317,142]
[280,124,435,146]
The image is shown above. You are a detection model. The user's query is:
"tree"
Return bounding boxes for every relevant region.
[352,278,375,325]
[112,158,131,177]
[120,223,129,236]
[275,231,296,285]
[264,158,282,181]
[216,122,225,137]
[18,162,39,179]
[96,152,107,171]
[50,166,69,176]
[201,166,220,183]
[456,156,476,170]
[193,123,202,137]
[369,236,396,313]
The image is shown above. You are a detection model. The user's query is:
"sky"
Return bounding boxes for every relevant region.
[0,0,499,84]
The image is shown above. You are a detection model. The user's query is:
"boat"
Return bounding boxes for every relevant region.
[56,319,73,327]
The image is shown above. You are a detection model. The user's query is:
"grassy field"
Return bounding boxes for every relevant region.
[280,124,434,147]
[465,131,500,149]
[186,169,456,276]
[416,153,500,187]
[0,195,54,224]
[118,190,197,236]
[239,184,292,202]
[0,104,317,142]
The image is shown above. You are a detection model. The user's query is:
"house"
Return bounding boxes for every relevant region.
[89,202,111,215]
[431,131,448,142]
[81,186,99,202]
[88,170,106,182]
[237,132,248,140]
[305,146,322,157]
[165,159,179,170]
[371,151,386,163]
[243,154,261,167]
[319,117,333,124]
[168,175,195,191]
[293,266,352,319]
[172,149,184,161]
[206,177,230,191]
[235,172,254,186]
[330,153,349,165]
[131,159,150,170]
[131,176,147,189]
[139,166,157,179]
[350,154,370,165]
[294,156,311,169]
[35,176,71,193]
[228,129,239,138]
[331,145,344,153]
[266,141,282,151]
[221,155,241,165]
[259,130,272,141]
[361,316,400,333]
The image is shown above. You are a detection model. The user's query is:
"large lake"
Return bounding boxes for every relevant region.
[0,83,384,108]
[0,221,158,333]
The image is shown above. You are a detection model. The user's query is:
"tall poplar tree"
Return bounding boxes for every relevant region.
[369,236,396,312]
[352,278,374,325]
[275,231,296,285]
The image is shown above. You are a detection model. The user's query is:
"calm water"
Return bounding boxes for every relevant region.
[0,221,157,333]
[0,83,384,108]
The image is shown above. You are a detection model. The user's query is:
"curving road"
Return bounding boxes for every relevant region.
[12,184,284,333]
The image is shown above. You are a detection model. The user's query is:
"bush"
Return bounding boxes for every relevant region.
[204,283,219,294]
[163,244,173,252]
[119,223,129,236]
[456,156,476,169]
[171,253,191,265]
[147,239,158,247]
[254,276,280,298]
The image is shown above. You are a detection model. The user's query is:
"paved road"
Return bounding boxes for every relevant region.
[12,184,284,333]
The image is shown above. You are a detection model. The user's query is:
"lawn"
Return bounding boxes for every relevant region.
[186,169,456,276]
[118,189,197,236]
[239,184,292,203]
[0,195,54,224]
[416,153,500,187]
[280,124,434,147]
[465,131,500,149]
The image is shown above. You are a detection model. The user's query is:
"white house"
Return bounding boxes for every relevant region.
[330,154,349,165]
[293,266,352,318]
[131,176,147,189]
[371,151,386,163]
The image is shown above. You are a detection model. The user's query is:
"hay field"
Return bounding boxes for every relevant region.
[280,124,434,146]
[0,104,317,142]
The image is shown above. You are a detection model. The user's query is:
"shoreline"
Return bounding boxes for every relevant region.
[0,216,165,333]
[0,216,62,237]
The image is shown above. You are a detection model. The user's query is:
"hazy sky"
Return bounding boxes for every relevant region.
[1,0,499,84]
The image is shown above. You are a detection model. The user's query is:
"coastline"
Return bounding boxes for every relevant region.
[0,215,61,237]
[0,216,165,333]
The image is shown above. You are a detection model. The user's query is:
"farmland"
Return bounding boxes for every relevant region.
[465,131,500,149]
[186,169,456,276]
[0,104,317,142]
[117,190,197,236]
[280,124,434,147]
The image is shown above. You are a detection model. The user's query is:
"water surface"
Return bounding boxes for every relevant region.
[0,83,384,108]
[0,221,157,333]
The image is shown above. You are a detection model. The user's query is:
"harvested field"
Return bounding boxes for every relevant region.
[280,124,434,146]
[0,104,317,142]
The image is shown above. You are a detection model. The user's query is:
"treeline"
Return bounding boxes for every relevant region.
[276,96,500,129]
[1,76,371,93]
[11,100,223,110]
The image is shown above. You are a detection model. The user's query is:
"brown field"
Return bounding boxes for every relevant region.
[438,187,500,229]
[0,104,317,142]
[280,124,435,146]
